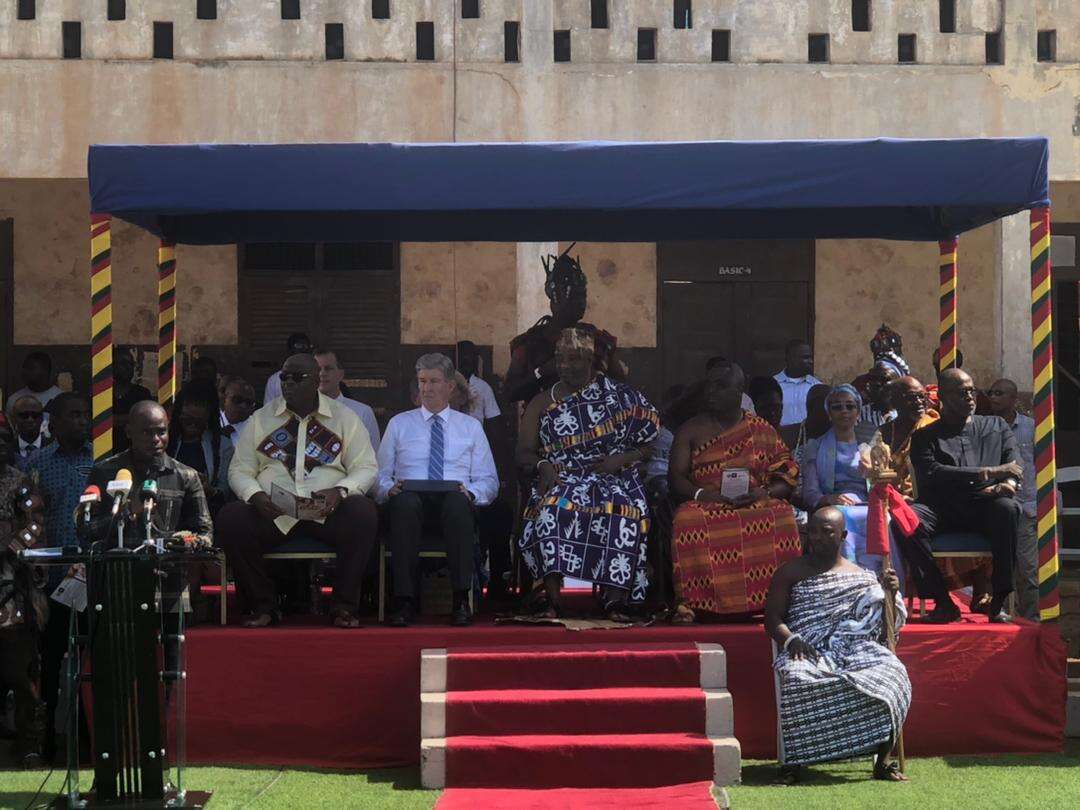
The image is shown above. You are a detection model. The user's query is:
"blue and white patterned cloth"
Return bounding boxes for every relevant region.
[775,569,911,765]
[520,374,659,602]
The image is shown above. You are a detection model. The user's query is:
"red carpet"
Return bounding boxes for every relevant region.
[436,781,717,809]
[430,643,730,788]
[183,611,1066,770]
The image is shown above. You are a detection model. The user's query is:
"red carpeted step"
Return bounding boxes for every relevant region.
[443,732,715,788]
[445,687,706,736]
[444,643,705,691]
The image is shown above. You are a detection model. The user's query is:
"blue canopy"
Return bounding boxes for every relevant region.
[88,138,1049,245]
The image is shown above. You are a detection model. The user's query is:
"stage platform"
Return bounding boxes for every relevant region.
[183,606,1066,770]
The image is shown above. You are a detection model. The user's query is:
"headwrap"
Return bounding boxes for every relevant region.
[824,383,863,415]
[875,359,904,378]
[556,326,597,355]
[543,243,587,304]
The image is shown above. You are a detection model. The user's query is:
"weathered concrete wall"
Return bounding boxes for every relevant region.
[0,179,236,346]
[557,242,657,349]
[815,223,999,388]
[399,242,518,372]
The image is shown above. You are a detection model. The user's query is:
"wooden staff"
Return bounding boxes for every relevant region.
[868,442,906,773]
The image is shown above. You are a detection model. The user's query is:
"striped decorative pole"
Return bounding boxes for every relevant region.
[1030,206,1060,621]
[157,240,177,408]
[89,214,114,461]
[938,237,959,372]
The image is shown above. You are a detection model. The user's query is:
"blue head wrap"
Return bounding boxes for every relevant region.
[825,383,863,415]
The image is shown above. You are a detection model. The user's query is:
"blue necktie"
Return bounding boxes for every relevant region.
[428,416,445,481]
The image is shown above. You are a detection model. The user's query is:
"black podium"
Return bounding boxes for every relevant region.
[24,545,217,809]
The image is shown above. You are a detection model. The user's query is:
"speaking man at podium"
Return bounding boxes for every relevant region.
[87,400,213,549]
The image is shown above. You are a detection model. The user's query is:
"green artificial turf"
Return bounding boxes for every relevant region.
[726,741,1080,809]
[2,744,1078,809]
[0,766,438,810]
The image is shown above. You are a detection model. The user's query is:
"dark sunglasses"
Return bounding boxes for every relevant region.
[829,403,859,412]
[280,372,312,384]
[16,411,43,419]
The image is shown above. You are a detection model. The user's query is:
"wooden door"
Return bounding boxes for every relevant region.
[0,220,12,399]
[238,242,400,415]
[658,240,813,395]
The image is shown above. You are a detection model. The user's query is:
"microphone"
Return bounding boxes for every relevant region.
[74,484,101,551]
[107,469,133,517]
[140,480,159,547]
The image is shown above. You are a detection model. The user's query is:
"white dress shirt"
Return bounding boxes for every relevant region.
[334,394,381,452]
[376,405,498,505]
[774,370,823,426]
[263,371,282,404]
[1008,412,1037,518]
[468,375,502,422]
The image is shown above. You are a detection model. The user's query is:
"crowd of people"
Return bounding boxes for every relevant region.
[0,248,1039,778]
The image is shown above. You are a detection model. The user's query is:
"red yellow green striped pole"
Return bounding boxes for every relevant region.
[938,237,959,373]
[89,214,114,461]
[1030,206,1060,621]
[157,240,177,408]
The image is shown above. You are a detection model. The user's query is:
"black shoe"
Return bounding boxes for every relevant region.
[923,601,961,624]
[387,601,414,628]
[989,611,1012,624]
[451,603,473,627]
[987,593,1010,621]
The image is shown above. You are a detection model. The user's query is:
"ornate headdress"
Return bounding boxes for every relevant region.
[869,324,910,376]
[542,242,587,304]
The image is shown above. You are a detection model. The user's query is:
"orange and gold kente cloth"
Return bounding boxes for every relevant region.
[672,414,801,615]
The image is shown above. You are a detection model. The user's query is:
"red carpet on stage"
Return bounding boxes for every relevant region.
[436,781,717,809]
[183,612,1066,770]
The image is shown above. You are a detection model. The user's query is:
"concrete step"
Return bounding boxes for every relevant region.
[421,733,741,789]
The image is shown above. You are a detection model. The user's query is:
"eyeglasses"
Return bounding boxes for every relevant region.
[987,389,1010,397]
[280,372,312,384]
[230,396,256,407]
[829,403,859,412]
[16,411,43,419]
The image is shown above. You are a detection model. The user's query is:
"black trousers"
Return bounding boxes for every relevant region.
[0,627,45,759]
[476,498,513,590]
[897,496,1019,600]
[388,491,475,599]
[217,495,379,615]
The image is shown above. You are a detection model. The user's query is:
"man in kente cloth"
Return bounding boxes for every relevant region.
[517,327,659,619]
[766,507,910,784]
[668,360,801,622]
[503,244,622,405]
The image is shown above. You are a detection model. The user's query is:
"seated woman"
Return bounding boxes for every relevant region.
[517,327,659,620]
[669,360,801,622]
[166,381,234,514]
[802,385,881,572]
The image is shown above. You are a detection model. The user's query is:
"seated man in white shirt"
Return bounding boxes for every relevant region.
[6,351,62,419]
[773,340,823,426]
[220,354,379,628]
[454,341,502,426]
[314,348,381,452]
[377,354,499,627]
[219,376,256,448]
[262,332,313,404]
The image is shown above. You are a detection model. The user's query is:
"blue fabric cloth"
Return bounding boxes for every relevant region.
[834,441,868,498]
[88,138,1050,245]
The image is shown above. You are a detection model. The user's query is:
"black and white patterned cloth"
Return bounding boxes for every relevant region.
[774,569,911,765]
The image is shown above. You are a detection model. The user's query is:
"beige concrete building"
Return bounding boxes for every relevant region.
[2,0,1080,432]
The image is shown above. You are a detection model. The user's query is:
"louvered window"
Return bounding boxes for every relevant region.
[239,242,400,410]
